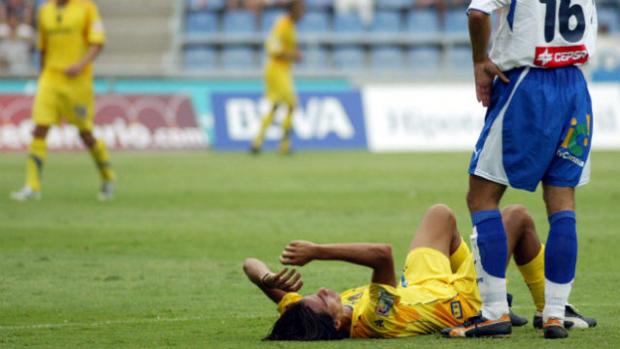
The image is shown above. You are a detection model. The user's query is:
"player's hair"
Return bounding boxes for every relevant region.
[264,302,346,341]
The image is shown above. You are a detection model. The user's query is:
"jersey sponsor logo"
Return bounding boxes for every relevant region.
[534,45,589,68]
[375,289,395,316]
[450,301,463,320]
[212,91,367,150]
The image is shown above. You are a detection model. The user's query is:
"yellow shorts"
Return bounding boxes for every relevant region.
[264,64,296,107]
[403,248,481,322]
[33,77,95,131]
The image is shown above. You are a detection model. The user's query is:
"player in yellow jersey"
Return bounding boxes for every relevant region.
[11,0,115,201]
[243,204,596,340]
[250,0,304,155]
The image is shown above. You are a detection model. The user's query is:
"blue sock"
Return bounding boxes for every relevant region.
[472,210,508,278]
[545,211,577,284]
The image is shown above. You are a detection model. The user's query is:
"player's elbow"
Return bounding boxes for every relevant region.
[374,244,393,264]
[242,258,256,273]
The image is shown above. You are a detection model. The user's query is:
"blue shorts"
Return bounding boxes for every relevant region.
[469,66,593,192]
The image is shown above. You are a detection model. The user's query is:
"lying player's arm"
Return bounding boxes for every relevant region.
[280,241,397,287]
[243,258,303,303]
[468,10,508,107]
[65,44,103,77]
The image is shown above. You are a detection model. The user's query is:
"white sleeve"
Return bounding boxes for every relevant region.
[468,0,511,14]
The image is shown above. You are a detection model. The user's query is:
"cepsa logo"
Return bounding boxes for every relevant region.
[534,45,589,68]
[212,91,367,150]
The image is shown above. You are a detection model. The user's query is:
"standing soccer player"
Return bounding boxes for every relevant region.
[250,0,304,155]
[443,0,597,339]
[11,0,115,201]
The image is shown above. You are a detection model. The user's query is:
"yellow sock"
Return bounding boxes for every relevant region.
[517,244,545,312]
[26,138,47,191]
[89,139,115,181]
[450,238,471,272]
[252,110,275,149]
[279,110,294,154]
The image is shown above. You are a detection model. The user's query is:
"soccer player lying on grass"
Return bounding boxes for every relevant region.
[243,204,596,340]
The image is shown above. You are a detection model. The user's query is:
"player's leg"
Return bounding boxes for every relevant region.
[11,125,49,201]
[466,175,510,322]
[409,204,462,258]
[278,103,295,155]
[502,205,545,315]
[540,185,577,337]
[78,129,115,200]
[70,79,115,200]
[538,67,593,339]
[11,85,58,201]
[251,103,277,154]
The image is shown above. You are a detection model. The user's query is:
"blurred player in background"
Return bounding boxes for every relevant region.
[11,0,115,201]
[448,0,598,339]
[250,0,304,155]
[243,204,595,340]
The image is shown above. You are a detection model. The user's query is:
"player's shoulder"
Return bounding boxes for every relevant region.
[274,15,293,30]
[38,0,53,13]
[74,0,100,11]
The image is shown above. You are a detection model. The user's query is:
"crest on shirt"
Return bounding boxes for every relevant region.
[74,105,87,118]
[375,289,394,316]
[450,301,463,320]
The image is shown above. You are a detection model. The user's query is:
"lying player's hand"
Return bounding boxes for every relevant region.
[261,268,303,292]
[474,58,509,107]
[280,240,317,266]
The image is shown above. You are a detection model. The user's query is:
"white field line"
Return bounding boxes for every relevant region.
[0,314,258,331]
[1,304,617,332]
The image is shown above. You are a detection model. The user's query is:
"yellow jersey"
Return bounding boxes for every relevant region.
[278,283,476,338]
[265,15,296,71]
[37,0,105,81]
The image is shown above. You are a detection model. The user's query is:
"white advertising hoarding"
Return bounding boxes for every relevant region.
[363,83,620,152]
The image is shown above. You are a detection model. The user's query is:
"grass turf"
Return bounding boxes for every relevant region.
[0,151,619,348]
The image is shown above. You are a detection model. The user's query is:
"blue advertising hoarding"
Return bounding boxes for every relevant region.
[211,91,367,151]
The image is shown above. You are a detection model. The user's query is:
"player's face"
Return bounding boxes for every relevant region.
[290,1,305,22]
[303,288,343,320]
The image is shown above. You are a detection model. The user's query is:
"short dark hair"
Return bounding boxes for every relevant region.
[264,302,347,341]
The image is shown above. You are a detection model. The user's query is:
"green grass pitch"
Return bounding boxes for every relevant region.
[1,151,619,348]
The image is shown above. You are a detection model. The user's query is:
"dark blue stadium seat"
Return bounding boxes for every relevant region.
[406,9,440,33]
[186,0,225,11]
[185,12,218,34]
[447,46,472,70]
[298,11,330,33]
[370,46,403,69]
[222,11,255,33]
[599,7,620,33]
[184,46,217,70]
[332,46,365,70]
[222,46,256,70]
[298,46,328,70]
[377,0,411,9]
[306,0,332,10]
[262,10,285,33]
[408,47,441,71]
[444,9,468,33]
[371,11,402,32]
[333,12,365,32]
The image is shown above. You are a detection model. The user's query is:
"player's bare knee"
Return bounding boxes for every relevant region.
[466,190,482,212]
[426,204,457,229]
[32,125,49,139]
[503,204,534,232]
[79,131,96,148]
